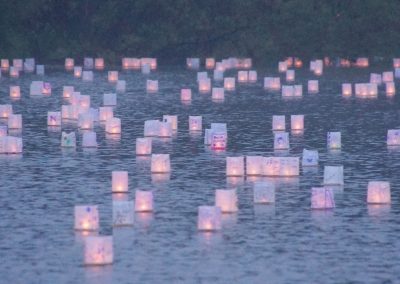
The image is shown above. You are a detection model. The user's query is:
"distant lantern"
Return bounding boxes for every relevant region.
[210,131,227,150]
[291,115,304,130]
[246,156,264,176]
[82,71,93,81]
[189,116,202,131]
[108,71,118,83]
[135,190,154,212]
[74,66,82,78]
[213,70,224,81]
[386,82,395,96]
[264,77,281,91]
[198,78,211,93]
[61,132,76,147]
[238,71,248,83]
[47,111,61,126]
[63,86,74,98]
[74,205,99,231]
[0,136,22,153]
[302,149,319,166]
[342,83,352,96]
[294,58,303,68]
[112,200,134,226]
[116,80,126,93]
[370,73,382,85]
[82,131,97,147]
[308,80,319,94]
[78,113,94,130]
[274,132,289,150]
[8,114,22,129]
[84,236,113,266]
[226,156,244,176]
[212,87,224,100]
[9,86,20,99]
[105,117,121,134]
[0,104,12,118]
[13,59,23,70]
[356,57,369,68]
[187,58,200,69]
[151,154,171,173]
[141,63,150,74]
[146,80,158,93]
[79,95,90,109]
[286,69,295,82]
[393,58,400,68]
[311,187,335,209]
[263,157,299,177]
[112,171,128,193]
[281,85,294,97]
[144,120,160,137]
[205,58,215,69]
[158,121,173,137]
[99,107,113,121]
[9,67,19,78]
[163,115,178,130]
[272,115,285,131]
[248,70,257,83]
[136,137,152,155]
[253,181,275,204]
[83,57,94,69]
[1,59,10,70]
[286,57,293,67]
[215,189,238,213]
[323,166,344,185]
[313,60,323,76]
[294,85,303,97]
[327,132,341,149]
[65,58,74,70]
[387,129,400,146]
[42,82,52,95]
[224,77,235,91]
[94,58,104,70]
[278,61,287,73]
[197,206,222,231]
[181,89,192,101]
[103,93,117,106]
[382,71,394,83]
[367,181,391,204]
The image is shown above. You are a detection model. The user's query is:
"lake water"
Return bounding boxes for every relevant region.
[0,65,400,283]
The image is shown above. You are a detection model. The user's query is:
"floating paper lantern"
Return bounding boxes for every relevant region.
[302,149,319,166]
[82,131,97,147]
[215,189,238,213]
[272,115,285,131]
[61,105,79,120]
[370,73,382,85]
[9,86,20,99]
[286,70,295,82]
[65,58,74,70]
[42,82,51,95]
[198,78,211,93]
[393,58,400,68]
[253,181,275,203]
[69,92,81,105]
[13,59,23,70]
[108,71,118,83]
[212,87,224,100]
[141,63,150,74]
[74,205,99,231]
[0,126,6,137]
[99,107,113,121]
[1,59,9,70]
[61,132,76,147]
[151,154,171,173]
[263,157,299,176]
[158,122,173,137]
[386,82,395,96]
[224,77,235,91]
[136,138,152,155]
[47,111,61,127]
[163,115,178,130]
[274,132,289,150]
[116,80,126,93]
[0,104,12,118]
[79,95,90,110]
[281,85,294,97]
[264,77,281,91]
[197,71,208,82]
[226,156,244,176]
[308,80,319,94]
[197,206,222,231]
[0,136,23,153]
[327,132,341,149]
[146,80,158,93]
[82,71,93,81]
[189,116,202,131]
[238,71,248,83]
[181,89,192,101]
[8,114,22,129]
[144,120,160,137]
[342,83,352,96]
[291,115,304,130]
[35,65,44,75]
[187,58,200,69]
[248,70,257,83]
[285,57,293,67]
[74,66,82,78]
[105,117,121,134]
[113,201,134,226]
[313,60,323,76]
[94,58,104,70]
[103,93,117,106]
[205,58,215,69]
[135,190,154,212]
[9,67,19,78]
[382,71,394,83]
[84,236,113,266]
[246,156,264,176]
[323,166,344,185]
[62,86,74,99]
[293,85,303,97]
[294,58,303,68]
[215,62,225,72]
[356,57,369,68]
[367,181,391,204]
[78,113,93,129]
[311,187,335,209]
[387,129,400,146]
[278,61,287,73]
[112,171,128,193]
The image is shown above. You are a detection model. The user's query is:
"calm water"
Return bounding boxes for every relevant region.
[0,65,400,284]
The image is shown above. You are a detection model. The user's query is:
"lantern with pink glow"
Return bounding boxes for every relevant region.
[189,116,202,131]
[0,136,23,154]
[163,115,178,130]
[323,166,344,185]
[215,62,225,72]
[108,71,118,83]
[253,181,275,204]
[286,69,295,82]
[313,60,323,76]
[111,171,128,193]
[112,201,134,226]
[282,85,294,97]
[9,86,20,99]
[41,82,51,95]
[94,58,104,70]
[387,129,400,146]
[99,107,113,121]
[82,71,93,81]
[62,86,74,99]
[65,58,74,70]
[116,80,126,93]
[84,236,113,266]
[264,77,281,91]
[78,113,93,130]
[386,82,395,96]
[181,89,192,101]
[302,149,319,167]
[212,87,224,100]
[61,105,78,120]
[158,122,173,137]
[224,77,235,91]
[382,71,394,83]
[9,67,19,78]
[47,112,61,126]
[144,120,160,136]
[308,80,319,94]
[370,73,382,85]
[291,115,304,130]
[215,189,238,213]
[274,132,289,150]
[8,114,22,129]
[198,78,211,93]
[82,132,97,148]
[327,132,341,149]
[135,190,154,212]
[205,58,215,69]
[1,59,9,70]
[136,138,152,155]
[74,205,99,231]
[197,206,221,231]
[146,80,158,93]
[151,154,170,173]
[263,157,299,177]
[0,104,12,118]
[272,115,285,131]
[74,66,82,78]
[210,132,227,150]
[226,156,244,176]
[293,85,303,97]
[342,83,352,96]
[311,187,335,209]
[105,117,121,134]
[103,93,117,106]
[285,57,293,67]
[13,59,23,70]
[246,156,264,176]
[356,57,369,68]
[294,58,303,68]
[61,132,76,147]
[248,70,257,83]
[79,95,90,109]
[238,71,248,83]
[278,61,287,73]
[367,181,391,204]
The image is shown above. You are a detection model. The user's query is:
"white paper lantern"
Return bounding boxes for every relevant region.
[187,58,200,69]
[302,149,319,166]
[387,129,400,146]
[141,63,150,74]
[111,171,128,193]
[293,85,303,97]
[356,57,369,68]
[205,58,215,69]
[286,69,295,82]
[238,71,248,83]
[135,190,154,212]
[263,157,299,176]
[282,85,294,97]
[62,86,74,99]
[274,132,289,150]
[212,87,224,100]
[323,166,344,185]
[116,80,126,93]
[313,60,323,76]
[396,68,400,79]
[84,236,113,266]
[8,114,22,129]
[0,136,23,153]
[215,189,238,213]
[213,70,224,81]
[46,111,61,127]
[248,70,257,83]
[226,156,244,176]
[0,104,12,118]
[144,120,160,137]
[136,137,152,155]
[210,131,227,150]
[61,105,79,120]
[13,59,23,70]
[197,72,208,82]
[108,71,118,83]
[342,83,352,96]
[82,71,93,81]
[36,65,45,75]
[65,58,74,70]
[311,187,335,209]
[272,115,285,131]
[112,201,134,226]
[82,131,97,147]
[308,80,319,94]
[393,58,400,68]
[291,115,304,130]
[163,115,178,130]
[327,132,341,149]
[9,67,19,78]
[253,181,275,203]
[224,77,235,91]
[189,116,202,131]
[105,117,121,134]
[264,77,281,91]
[386,82,396,96]
[370,73,382,85]
[99,107,113,121]
[367,181,391,204]
[197,206,221,231]
[278,61,287,73]
[151,154,171,173]
[246,156,263,176]
[9,86,20,99]
[103,93,117,106]
[74,205,99,231]
[78,113,93,130]
[382,71,394,83]
[61,132,76,147]
[146,80,158,93]
[1,59,9,70]
[74,66,82,78]
[94,58,104,70]
[198,78,211,93]
[158,122,173,137]
[181,89,192,101]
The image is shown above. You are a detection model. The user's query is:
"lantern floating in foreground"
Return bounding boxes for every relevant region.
[286,70,295,82]
[108,71,118,83]
[158,122,172,137]
[356,57,369,68]
[302,149,319,167]
[327,132,341,149]
[112,200,134,226]
[9,86,20,99]
[291,115,304,130]
[367,181,391,204]
[246,156,264,176]
[74,205,99,231]
[215,189,238,213]
[393,58,400,68]
[8,114,22,129]
[272,115,285,131]
[342,83,352,96]
[198,78,211,93]
[112,171,128,193]
[189,116,202,131]
[181,89,192,101]
[0,136,23,153]
[253,181,275,204]
[82,132,97,147]
[0,104,12,118]
[61,132,76,147]
[308,80,319,94]
[274,132,289,150]
[63,86,74,99]
[135,190,154,212]
[311,187,335,209]
[136,137,152,155]
[151,154,170,173]
[84,236,113,266]
[103,93,117,106]
[387,129,400,146]
[226,156,244,176]
[323,166,344,185]
[105,117,121,134]
[197,206,221,231]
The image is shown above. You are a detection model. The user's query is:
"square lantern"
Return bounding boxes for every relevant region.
[386,82,396,96]
[302,149,319,167]
[382,71,394,83]
[294,58,303,68]
[278,61,287,73]
[36,65,44,75]
[99,107,113,121]
[78,113,93,130]
[215,189,238,213]
[8,114,22,129]
[135,190,154,212]
[212,87,224,101]
[163,115,178,130]
[144,120,160,137]
[63,86,74,99]
[158,122,173,137]
[197,206,222,231]
[215,62,225,72]
[13,59,23,70]
[83,57,94,69]
[82,71,93,81]
[311,187,335,209]
[294,85,303,97]
[248,70,257,83]
[84,236,113,266]
[238,71,248,83]
[286,69,295,82]
[387,129,400,146]
[9,86,20,99]
[0,126,7,137]
[151,154,171,173]
[65,58,74,70]
[136,138,152,155]
[308,80,319,94]
[272,115,285,131]
[9,67,19,78]
[141,63,150,74]
[116,80,126,93]
[313,60,323,76]
[393,58,400,68]
[0,104,12,118]
[291,115,304,130]
[74,66,82,78]
[70,92,80,106]
[253,181,275,203]
[246,156,264,176]
[112,201,134,226]
[210,132,227,150]
[103,93,117,106]
[224,77,235,91]
[112,171,128,193]
[367,181,391,204]
[61,105,78,120]
[323,166,344,185]
[79,95,90,109]
[342,83,352,96]
[108,71,118,83]
[282,85,294,97]
[1,136,23,153]
[197,71,208,82]
[94,58,104,70]
[74,205,99,231]
[122,58,130,70]
[181,89,192,101]
[368,83,378,97]
[146,80,158,93]
[356,57,369,68]
[274,132,289,150]
[1,59,10,70]
[187,58,200,69]
[286,57,293,67]
[42,82,52,95]
[198,78,211,93]
[226,156,244,176]
[189,116,202,131]
[61,132,76,147]
[82,131,97,147]
[263,157,299,177]
[370,73,382,85]
[327,132,341,149]
[205,58,215,69]
[213,70,224,81]
[105,117,121,134]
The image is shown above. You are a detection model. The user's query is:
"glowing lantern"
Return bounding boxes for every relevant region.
[370,73,382,85]
[213,70,224,81]
[313,60,323,76]
[144,120,160,136]
[382,71,394,83]
[8,114,22,129]
[189,116,202,131]
[61,132,76,147]
[302,149,319,166]
[393,58,400,68]
[263,157,299,176]
[394,68,400,79]
[63,86,74,99]
[210,131,227,150]
[272,115,285,131]
[116,80,126,93]
[158,122,172,137]
[74,205,99,231]
[135,190,154,212]
[61,105,79,120]
[368,83,378,97]
[151,154,171,173]
[82,71,93,81]
[141,58,157,70]
[294,58,303,68]
[386,82,395,96]
[274,132,289,150]
[9,86,20,99]
[46,111,61,127]
[285,57,293,67]
[212,87,224,100]
[226,156,244,176]
[41,82,51,95]
[103,93,117,106]
[163,115,178,130]
[78,96,90,110]
[0,126,6,137]
[291,115,304,130]
[286,70,295,82]
[0,136,22,153]
[94,58,104,70]
[105,117,121,134]
[82,131,97,147]
[1,59,9,70]
[74,66,82,78]
[0,104,12,118]
[264,77,281,91]
[198,78,211,93]
[367,181,391,204]
[308,80,319,93]
[224,77,235,91]
[324,57,331,66]
[246,156,264,176]
[253,181,275,203]
[141,63,150,74]
[215,189,238,213]
[111,171,129,193]
[327,132,341,149]
[113,200,134,226]
[238,71,248,83]
[136,138,152,155]
[205,58,215,69]
[9,67,19,78]
[84,236,113,266]
[146,80,158,93]
[65,58,74,70]
[181,89,192,101]
[197,206,221,231]
[282,85,295,97]
[342,83,352,96]
[108,71,118,83]
[13,59,23,70]
[99,107,113,122]
[187,58,200,69]
[323,166,344,185]
[356,57,369,68]
[78,113,93,130]
[215,62,225,72]
[387,129,400,146]
[278,61,287,73]
[311,187,335,209]
[248,70,257,83]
